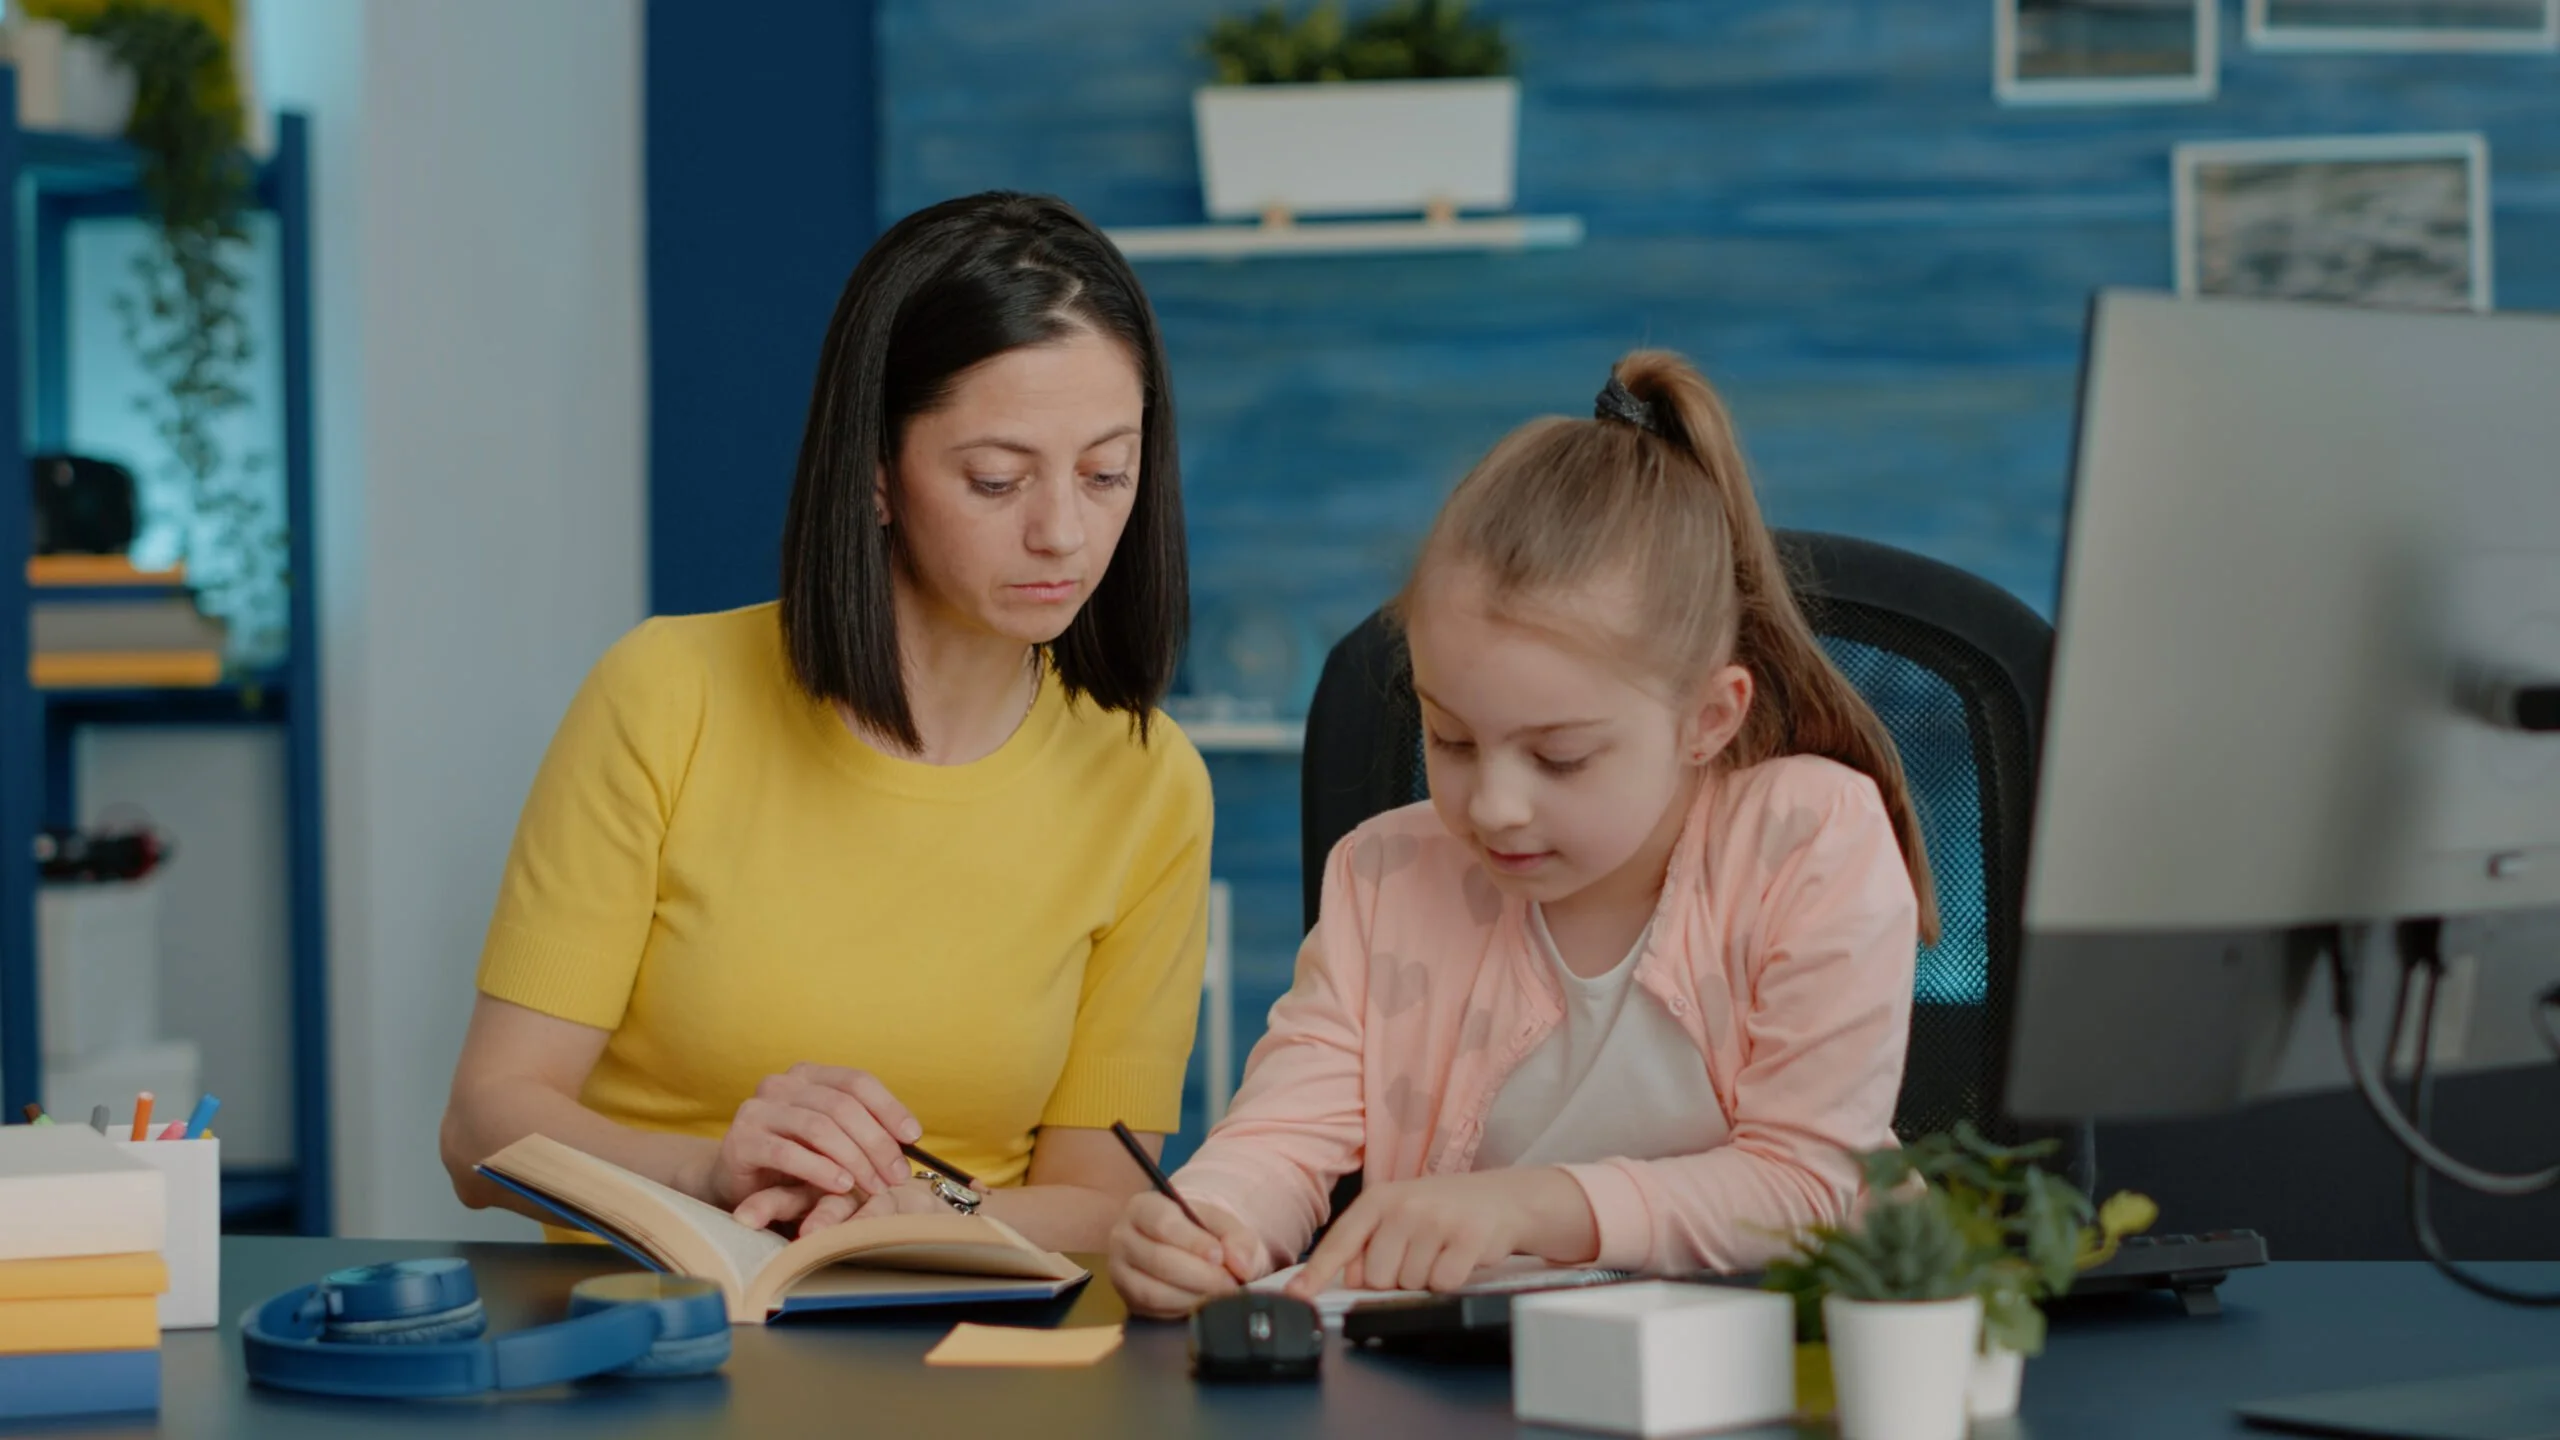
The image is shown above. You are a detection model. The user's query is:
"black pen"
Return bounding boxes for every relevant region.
[1110,1120,1208,1232]
[898,1140,976,1190]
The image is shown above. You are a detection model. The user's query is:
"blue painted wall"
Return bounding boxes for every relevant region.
[652,0,2558,1162]
[872,0,2558,1162]
[646,0,877,616]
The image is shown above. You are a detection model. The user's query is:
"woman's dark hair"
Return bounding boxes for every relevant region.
[779,191,1186,749]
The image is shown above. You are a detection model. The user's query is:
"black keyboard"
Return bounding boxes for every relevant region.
[2059,1229,2270,1316]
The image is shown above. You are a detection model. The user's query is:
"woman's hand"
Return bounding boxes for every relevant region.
[1108,1193,1270,1319]
[701,1063,923,1229]
[1287,1168,1599,1298]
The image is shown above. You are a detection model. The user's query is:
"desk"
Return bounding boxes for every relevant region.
[69,1238,2560,1437]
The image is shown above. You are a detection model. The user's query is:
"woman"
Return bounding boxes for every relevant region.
[439,193,1210,1250]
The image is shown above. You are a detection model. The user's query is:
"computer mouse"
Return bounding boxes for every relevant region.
[1187,1291,1323,1381]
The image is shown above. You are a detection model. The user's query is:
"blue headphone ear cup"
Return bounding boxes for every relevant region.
[612,1327,731,1379]
[322,1299,490,1346]
[566,1273,730,1381]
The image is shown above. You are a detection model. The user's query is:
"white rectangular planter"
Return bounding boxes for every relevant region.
[39,879,162,1063]
[1513,1282,1795,1437]
[1193,78,1518,221]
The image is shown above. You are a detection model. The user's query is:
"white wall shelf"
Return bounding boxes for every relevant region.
[1108,214,1583,262]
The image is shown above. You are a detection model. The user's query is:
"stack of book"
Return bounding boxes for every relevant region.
[0,1127,167,1423]
[26,555,227,689]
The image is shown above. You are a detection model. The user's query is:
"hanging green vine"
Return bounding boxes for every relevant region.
[39,0,276,655]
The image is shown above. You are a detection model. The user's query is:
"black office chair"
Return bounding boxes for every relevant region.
[1298,530,2094,1200]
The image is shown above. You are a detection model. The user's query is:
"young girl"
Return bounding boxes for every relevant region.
[1109,350,1936,1317]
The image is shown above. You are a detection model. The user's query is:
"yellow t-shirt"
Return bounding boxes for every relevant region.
[475,604,1212,1190]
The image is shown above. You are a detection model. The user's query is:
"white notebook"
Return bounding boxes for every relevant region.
[0,1127,167,1262]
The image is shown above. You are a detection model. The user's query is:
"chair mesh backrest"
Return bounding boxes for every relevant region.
[1299,531,2061,1157]
[1802,610,2029,1145]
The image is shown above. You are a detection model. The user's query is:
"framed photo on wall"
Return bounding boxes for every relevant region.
[2246,0,2557,51]
[1997,0,2219,104]
[2175,133,2493,312]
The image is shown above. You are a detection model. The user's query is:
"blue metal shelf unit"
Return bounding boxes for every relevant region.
[0,71,328,1235]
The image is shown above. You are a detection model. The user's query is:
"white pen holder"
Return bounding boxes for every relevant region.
[113,1136,219,1329]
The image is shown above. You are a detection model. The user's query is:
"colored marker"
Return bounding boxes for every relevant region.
[128,1092,153,1141]
[89,1105,110,1135]
[20,1103,53,1126]
[157,1121,186,1140]
[177,1095,220,1140]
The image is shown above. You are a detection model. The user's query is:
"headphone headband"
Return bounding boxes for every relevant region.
[242,1265,727,1399]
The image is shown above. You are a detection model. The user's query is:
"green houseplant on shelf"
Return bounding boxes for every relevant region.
[26,0,280,662]
[1192,1,1519,226]
[1766,1123,2160,1432]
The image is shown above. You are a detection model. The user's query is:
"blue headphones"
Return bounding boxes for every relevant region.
[241,1259,730,1398]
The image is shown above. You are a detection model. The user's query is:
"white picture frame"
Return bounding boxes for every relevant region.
[1997,0,2220,105]
[2246,0,2558,51]
[2174,133,2494,312]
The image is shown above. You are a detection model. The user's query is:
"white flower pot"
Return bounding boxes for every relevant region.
[1823,1294,1983,1440]
[1191,77,1519,221]
[1969,1343,2025,1419]
[57,33,136,137]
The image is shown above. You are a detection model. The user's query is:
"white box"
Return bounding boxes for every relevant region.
[1513,1282,1796,1437]
[45,1039,201,1131]
[1193,78,1518,220]
[39,879,162,1062]
[114,1137,219,1329]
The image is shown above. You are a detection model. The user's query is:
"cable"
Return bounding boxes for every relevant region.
[2402,958,2560,1306]
[2327,924,2560,1198]
[2535,983,2560,1063]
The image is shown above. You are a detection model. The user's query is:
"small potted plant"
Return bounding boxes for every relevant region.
[1862,1125,2157,1419]
[1193,0,1518,225]
[1768,1124,2160,1430]
[1768,1187,1998,1440]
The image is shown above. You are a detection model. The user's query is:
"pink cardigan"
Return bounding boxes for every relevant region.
[1173,755,1919,1276]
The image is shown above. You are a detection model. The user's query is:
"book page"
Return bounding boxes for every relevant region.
[746,1212,1084,1316]
[479,1136,786,1315]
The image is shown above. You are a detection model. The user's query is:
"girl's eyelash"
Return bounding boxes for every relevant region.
[970,476,1019,495]
[1538,756,1591,776]
[1425,733,1474,754]
[1089,470,1133,488]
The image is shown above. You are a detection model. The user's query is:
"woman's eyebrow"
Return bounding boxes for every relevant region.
[948,424,1139,456]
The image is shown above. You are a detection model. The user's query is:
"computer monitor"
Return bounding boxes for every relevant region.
[2006,289,2560,1123]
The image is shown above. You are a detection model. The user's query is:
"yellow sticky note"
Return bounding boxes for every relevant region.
[924,1322,1125,1368]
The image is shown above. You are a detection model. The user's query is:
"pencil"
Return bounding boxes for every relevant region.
[1109,1120,1208,1233]
[128,1093,153,1141]
[898,1140,977,1190]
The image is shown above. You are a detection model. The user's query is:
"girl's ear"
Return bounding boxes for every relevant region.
[1686,664,1754,766]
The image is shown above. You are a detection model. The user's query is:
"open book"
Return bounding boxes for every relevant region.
[476,1135,1087,1325]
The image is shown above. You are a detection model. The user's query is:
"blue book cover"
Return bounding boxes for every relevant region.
[0,1348,159,1420]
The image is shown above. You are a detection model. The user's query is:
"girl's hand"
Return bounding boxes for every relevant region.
[1288,1169,1598,1297]
[704,1063,923,1229]
[1109,1193,1270,1319]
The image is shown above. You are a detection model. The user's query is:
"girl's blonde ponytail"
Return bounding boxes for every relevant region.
[1403,349,1939,942]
